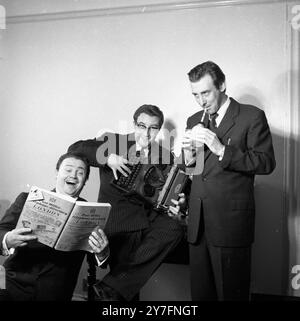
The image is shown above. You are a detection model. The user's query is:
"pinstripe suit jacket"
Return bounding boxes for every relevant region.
[68,132,174,236]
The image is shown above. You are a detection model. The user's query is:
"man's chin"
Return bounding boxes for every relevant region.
[64,187,80,198]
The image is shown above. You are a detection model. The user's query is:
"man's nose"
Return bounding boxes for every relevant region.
[143,127,151,137]
[70,170,77,178]
[199,96,207,107]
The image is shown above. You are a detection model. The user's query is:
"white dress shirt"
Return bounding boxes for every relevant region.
[212,96,231,127]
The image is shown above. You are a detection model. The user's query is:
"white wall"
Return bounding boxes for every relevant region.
[0,0,298,299]
[4,0,224,16]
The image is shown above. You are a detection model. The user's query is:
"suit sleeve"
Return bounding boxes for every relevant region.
[186,115,195,130]
[68,132,117,168]
[0,193,28,250]
[220,110,276,175]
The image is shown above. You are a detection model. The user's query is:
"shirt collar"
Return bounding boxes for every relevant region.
[215,96,230,126]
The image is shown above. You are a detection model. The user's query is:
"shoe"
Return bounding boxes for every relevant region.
[93,281,125,301]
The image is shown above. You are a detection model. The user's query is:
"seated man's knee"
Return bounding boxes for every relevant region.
[168,219,185,242]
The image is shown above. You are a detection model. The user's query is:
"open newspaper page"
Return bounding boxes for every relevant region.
[15,186,76,247]
[54,201,111,252]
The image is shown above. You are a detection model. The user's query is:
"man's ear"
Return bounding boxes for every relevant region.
[220,81,226,93]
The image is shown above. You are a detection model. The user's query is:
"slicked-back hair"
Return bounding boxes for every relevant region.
[133,104,164,129]
[188,61,226,90]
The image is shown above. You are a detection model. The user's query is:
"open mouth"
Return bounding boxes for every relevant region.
[66,181,77,186]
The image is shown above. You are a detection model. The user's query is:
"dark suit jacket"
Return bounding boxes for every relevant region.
[0,192,86,301]
[68,132,174,236]
[186,98,276,247]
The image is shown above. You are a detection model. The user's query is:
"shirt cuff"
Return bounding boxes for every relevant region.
[218,145,226,161]
[2,232,15,256]
[94,246,110,267]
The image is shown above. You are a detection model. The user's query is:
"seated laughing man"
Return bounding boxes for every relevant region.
[0,151,109,301]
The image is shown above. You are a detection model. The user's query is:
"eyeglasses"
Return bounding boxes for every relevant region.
[135,122,160,133]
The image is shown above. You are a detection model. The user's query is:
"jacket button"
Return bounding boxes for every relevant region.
[202,177,207,181]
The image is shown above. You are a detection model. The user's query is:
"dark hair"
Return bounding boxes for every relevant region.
[56,152,90,180]
[188,61,226,90]
[133,104,164,129]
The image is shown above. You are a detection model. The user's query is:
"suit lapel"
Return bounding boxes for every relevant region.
[204,98,240,161]
[216,98,240,140]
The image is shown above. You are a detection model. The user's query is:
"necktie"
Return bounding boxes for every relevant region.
[209,113,218,131]
[135,148,148,164]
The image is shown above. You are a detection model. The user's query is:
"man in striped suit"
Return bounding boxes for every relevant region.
[68,104,185,301]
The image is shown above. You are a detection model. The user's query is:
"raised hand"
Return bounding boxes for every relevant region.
[88,227,109,254]
[192,127,224,156]
[107,153,131,179]
[167,193,187,219]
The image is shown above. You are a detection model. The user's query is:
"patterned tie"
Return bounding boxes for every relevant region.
[209,113,218,131]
